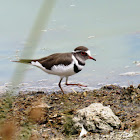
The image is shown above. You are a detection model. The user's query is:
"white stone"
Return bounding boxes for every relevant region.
[79,125,88,137]
[73,103,121,133]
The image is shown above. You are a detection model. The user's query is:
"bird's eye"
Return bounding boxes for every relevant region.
[81,52,86,55]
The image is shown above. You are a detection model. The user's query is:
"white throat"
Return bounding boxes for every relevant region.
[72,55,84,69]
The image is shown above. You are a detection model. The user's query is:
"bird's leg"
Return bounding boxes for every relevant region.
[58,78,65,94]
[65,77,87,87]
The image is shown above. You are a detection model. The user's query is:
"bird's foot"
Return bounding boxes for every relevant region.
[66,83,87,87]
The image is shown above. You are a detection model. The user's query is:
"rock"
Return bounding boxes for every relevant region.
[79,130,134,140]
[29,101,50,123]
[79,125,88,137]
[73,103,121,133]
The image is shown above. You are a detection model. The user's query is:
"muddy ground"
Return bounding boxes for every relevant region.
[0,85,140,140]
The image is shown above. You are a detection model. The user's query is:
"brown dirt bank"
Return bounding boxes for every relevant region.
[0,84,140,139]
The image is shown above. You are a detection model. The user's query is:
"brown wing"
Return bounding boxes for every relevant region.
[38,53,73,70]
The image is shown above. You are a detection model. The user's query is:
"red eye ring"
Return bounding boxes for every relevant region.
[81,52,86,55]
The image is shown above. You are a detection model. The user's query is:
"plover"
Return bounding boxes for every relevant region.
[13,46,96,94]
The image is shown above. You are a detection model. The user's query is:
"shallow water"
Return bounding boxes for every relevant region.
[0,0,140,91]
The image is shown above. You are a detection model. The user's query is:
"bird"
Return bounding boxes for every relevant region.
[12,46,96,94]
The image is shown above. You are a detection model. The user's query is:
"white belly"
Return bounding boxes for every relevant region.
[31,61,76,77]
[48,63,76,77]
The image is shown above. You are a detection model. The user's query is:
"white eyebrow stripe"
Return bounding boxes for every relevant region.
[72,50,81,53]
[86,50,91,56]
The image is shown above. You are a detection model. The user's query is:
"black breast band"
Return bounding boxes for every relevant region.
[74,64,81,73]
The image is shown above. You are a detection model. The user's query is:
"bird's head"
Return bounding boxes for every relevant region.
[73,46,96,62]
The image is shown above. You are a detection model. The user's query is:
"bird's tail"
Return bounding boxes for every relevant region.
[11,59,33,64]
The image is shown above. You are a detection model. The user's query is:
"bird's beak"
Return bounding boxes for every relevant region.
[88,56,96,61]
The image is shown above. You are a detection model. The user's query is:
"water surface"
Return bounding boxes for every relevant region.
[0,0,140,92]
